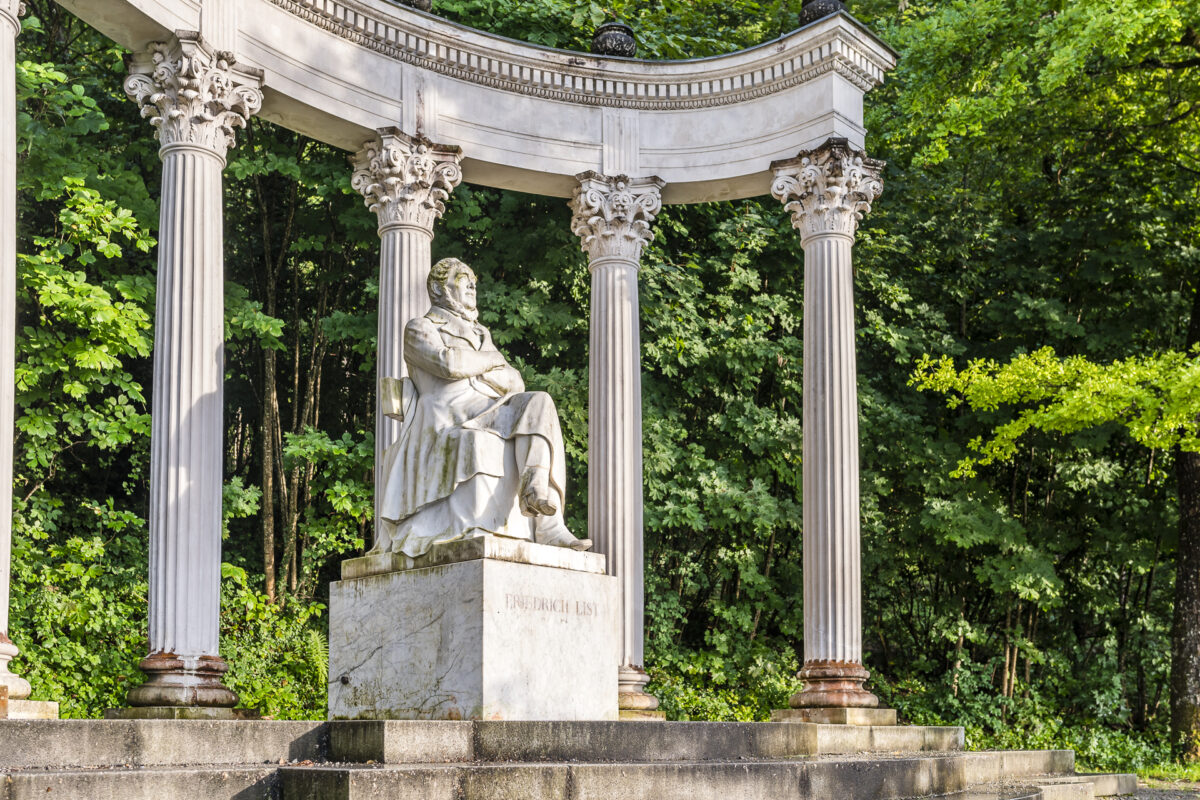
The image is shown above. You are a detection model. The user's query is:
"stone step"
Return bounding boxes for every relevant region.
[330,719,966,764]
[954,787,1046,800]
[280,753,969,800]
[1032,782,1095,800]
[0,765,280,799]
[812,723,965,754]
[964,750,1076,784]
[1034,773,1138,797]
[0,719,326,769]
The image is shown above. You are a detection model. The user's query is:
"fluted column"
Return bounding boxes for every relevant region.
[351,129,461,538]
[123,32,262,708]
[570,172,664,716]
[0,0,30,703]
[772,138,884,709]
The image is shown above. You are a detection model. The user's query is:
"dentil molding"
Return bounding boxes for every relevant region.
[124,31,264,159]
[771,137,884,241]
[351,128,463,233]
[570,173,664,264]
[270,0,890,109]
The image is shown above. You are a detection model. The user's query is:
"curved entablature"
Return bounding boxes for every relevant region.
[273,0,889,108]
[56,0,896,202]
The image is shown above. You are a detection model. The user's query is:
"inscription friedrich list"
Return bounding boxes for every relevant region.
[505,593,600,617]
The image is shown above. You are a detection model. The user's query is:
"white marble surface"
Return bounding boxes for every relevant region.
[122,33,261,706]
[342,534,606,579]
[55,0,894,202]
[351,129,461,540]
[570,174,662,711]
[329,556,619,720]
[0,0,28,702]
[373,259,588,558]
[772,138,883,705]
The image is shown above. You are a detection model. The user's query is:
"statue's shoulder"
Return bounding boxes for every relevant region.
[407,311,444,334]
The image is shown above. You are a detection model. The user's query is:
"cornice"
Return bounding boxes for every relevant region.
[266,0,893,110]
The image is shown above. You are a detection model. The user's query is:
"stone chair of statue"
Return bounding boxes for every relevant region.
[371,257,591,560]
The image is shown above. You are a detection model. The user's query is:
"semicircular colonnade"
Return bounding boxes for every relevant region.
[0,0,896,718]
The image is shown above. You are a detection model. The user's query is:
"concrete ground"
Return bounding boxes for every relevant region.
[1137,781,1200,799]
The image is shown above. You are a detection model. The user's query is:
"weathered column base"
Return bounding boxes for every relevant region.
[0,639,60,719]
[772,706,898,725]
[126,653,239,709]
[0,636,30,701]
[790,662,879,709]
[618,665,665,720]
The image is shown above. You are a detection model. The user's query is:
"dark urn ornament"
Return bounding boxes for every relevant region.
[798,0,847,26]
[397,0,433,11]
[591,21,637,58]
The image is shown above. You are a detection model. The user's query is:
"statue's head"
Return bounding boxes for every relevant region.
[428,258,478,320]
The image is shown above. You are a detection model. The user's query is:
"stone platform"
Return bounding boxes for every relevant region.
[329,535,620,721]
[0,719,1136,800]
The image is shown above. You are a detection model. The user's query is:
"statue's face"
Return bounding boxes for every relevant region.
[443,267,478,312]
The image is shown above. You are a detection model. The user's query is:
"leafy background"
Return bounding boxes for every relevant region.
[8,0,1200,775]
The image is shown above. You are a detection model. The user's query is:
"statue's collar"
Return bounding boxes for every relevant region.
[428,306,484,347]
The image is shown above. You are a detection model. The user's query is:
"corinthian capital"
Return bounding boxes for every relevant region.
[123,32,263,159]
[1,0,23,35]
[771,138,884,242]
[351,129,463,234]
[570,172,665,265]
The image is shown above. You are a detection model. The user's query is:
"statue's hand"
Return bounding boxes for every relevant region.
[482,364,524,395]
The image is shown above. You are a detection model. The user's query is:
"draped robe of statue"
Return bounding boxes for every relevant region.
[374,305,580,558]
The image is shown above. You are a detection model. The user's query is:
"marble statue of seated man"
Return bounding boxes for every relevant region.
[372,257,592,559]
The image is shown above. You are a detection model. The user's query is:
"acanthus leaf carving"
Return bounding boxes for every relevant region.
[123,32,263,159]
[352,129,463,233]
[1,0,22,35]
[569,172,664,264]
[771,138,884,242]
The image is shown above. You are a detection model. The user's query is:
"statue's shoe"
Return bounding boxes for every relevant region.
[519,469,559,517]
[535,520,593,551]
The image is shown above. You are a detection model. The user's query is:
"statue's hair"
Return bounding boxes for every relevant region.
[428,257,472,300]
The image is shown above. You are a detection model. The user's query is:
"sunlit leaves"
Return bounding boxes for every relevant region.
[912,347,1200,476]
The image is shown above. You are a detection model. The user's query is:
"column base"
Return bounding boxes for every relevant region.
[619,708,667,720]
[618,665,662,718]
[0,636,32,701]
[105,706,260,720]
[127,653,239,708]
[0,691,60,720]
[789,661,879,709]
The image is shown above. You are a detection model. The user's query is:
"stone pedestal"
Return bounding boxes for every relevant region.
[329,535,619,721]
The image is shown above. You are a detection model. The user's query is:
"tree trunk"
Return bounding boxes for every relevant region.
[1171,447,1200,761]
[261,346,278,604]
[1170,280,1200,761]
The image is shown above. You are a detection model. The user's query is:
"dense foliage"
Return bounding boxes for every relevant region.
[8,0,1200,771]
